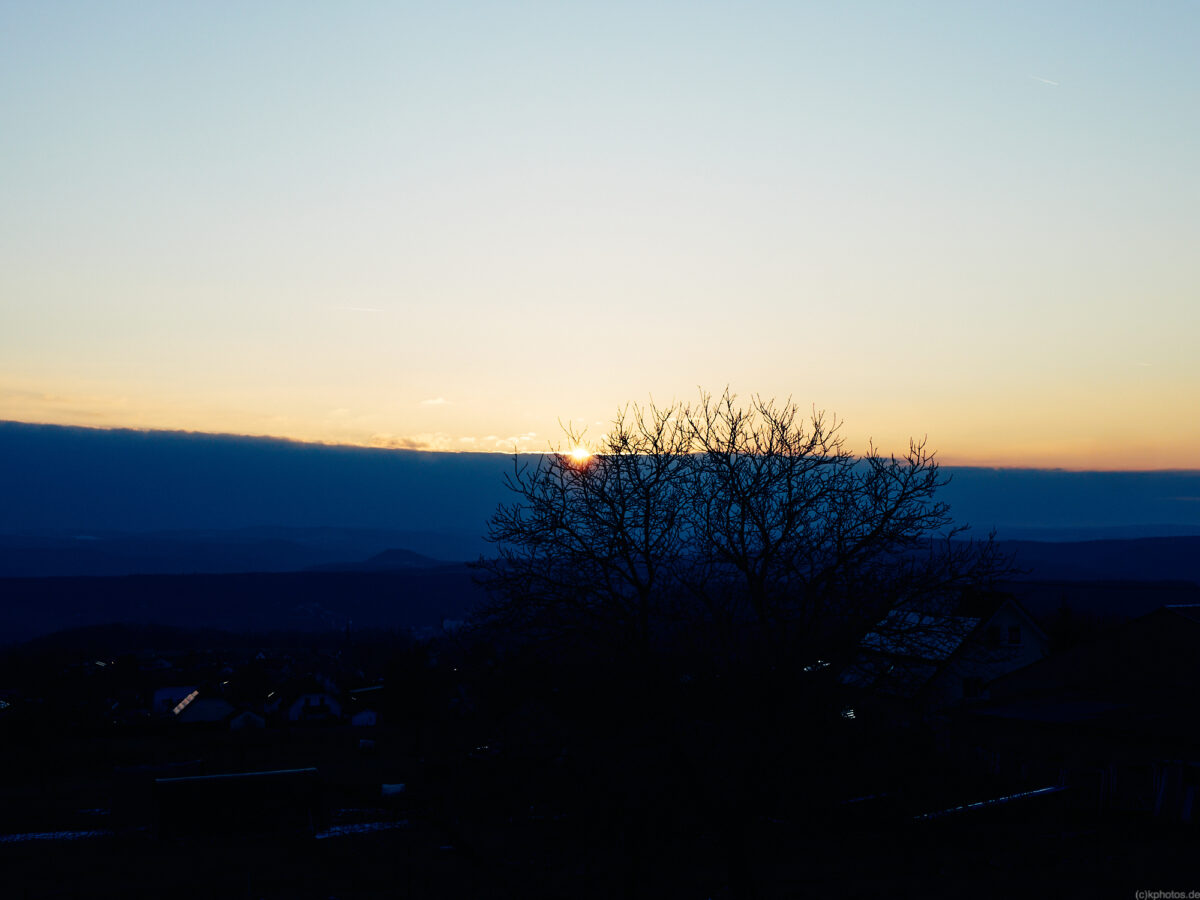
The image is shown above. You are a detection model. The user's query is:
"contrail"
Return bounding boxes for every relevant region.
[1030,75,1060,86]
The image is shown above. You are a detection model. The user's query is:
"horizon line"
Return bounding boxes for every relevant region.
[3,418,1199,475]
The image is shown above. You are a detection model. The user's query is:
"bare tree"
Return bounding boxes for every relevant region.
[475,403,694,658]
[684,390,1008,668]
[474,390,1008,669]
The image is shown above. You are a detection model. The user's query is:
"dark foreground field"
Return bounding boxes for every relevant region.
[1,626,1196,900]
[3,786,1196,898]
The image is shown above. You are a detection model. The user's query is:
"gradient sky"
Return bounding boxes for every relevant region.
[2,2,1198,468]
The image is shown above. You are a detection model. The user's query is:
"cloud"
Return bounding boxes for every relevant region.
[368,432,456,451]
[1030,75,1060,86]
[364,430,543,453]
[420,397,449,406]
[489,432,540,451]
[0,386,132,420]
[434,431,544,452]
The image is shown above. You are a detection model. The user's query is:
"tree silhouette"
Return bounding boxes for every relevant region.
[474,390,1008,671]
[476,402,693,657]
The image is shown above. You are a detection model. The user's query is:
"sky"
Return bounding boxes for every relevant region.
[2,1,1198,468]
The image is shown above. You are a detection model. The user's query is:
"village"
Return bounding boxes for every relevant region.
[1,581,1198,897]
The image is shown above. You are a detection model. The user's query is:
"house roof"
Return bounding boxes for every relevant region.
[1163,604,1200,624]
[956,593,1049,643]
[842,597,1047,700]
[859,610,979,663]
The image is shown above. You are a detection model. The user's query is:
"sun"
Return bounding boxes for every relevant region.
[568,445,592,463]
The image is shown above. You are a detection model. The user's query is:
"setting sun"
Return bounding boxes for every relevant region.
[569,445,592,463]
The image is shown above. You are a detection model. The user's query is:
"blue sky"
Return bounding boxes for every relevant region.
[2,2,1197,467]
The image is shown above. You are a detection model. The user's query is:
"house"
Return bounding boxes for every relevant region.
[348,684,385,727]
[286,691,342,723]
[229,710,266,731]
[262,676,345,724]
[175,697,236,725]
[152,686,199,715]
[138,656,174,673]
[987,604,1200,701]
[841,595,1049,714]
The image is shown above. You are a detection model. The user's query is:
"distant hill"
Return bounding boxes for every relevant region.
[998,536,1200,584]
[2,566,1195,649]
[3,534,1200,645]
[0,568,487,646]
[14,622,255,655]
[307,547,448,572]
[0,527,483,577]
[3,522,1198,587]
[1007,579,1200,627]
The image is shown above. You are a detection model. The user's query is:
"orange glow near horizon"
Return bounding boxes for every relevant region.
[3,409,1200,471]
